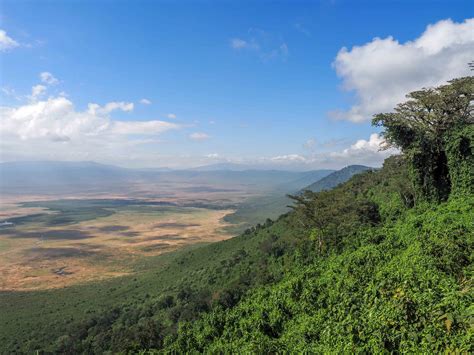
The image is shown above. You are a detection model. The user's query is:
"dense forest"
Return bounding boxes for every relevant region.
[2,77,472,353]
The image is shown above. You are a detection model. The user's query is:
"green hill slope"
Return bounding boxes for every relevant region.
[304,164,373,192]
[169,193,473,353]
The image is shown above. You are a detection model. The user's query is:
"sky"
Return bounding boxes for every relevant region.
[0,0,472,170]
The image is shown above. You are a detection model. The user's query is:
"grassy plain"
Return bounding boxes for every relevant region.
[0,198,235,291]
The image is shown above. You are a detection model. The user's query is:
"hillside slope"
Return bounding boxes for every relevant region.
[304,164,372,192]
[169,194,473,353]
[223,166,365,233]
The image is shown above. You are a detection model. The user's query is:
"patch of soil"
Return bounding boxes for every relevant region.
[25,246,98,259]
[97,225,130,232]
[153,222,200,228]
[7,229,93,240]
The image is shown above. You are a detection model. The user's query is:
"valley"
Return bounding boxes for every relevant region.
[0,163,338,291]
[0,199,234,290]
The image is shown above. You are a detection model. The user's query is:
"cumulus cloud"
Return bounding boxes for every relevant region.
[40,72,59,85]
[0,29,19,51]
[87,101,134,115]
[261,133,398,169]
[177,133,396,169]
[0,95,181,164]
[140,98,152,105]
[189,132,210,141]
[167,113,177,119]
[329,133,397,163]
[31,85,47,100]
[332,18,474,122]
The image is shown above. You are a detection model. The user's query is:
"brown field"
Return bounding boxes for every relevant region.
[0,187,242,291]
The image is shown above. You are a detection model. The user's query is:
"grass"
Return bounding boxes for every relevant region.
[0,199,235,291]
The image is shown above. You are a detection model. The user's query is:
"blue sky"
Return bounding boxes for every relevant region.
[0,0,472,169]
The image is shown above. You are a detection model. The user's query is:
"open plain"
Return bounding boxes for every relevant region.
[0,181,247,291]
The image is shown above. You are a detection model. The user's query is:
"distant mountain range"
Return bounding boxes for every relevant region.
[0,161,338,195]
[223,164,373,231]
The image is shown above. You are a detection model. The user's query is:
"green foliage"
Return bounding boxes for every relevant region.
[167,197,474,353]
[445,123,474,196]
[373,76,473,202]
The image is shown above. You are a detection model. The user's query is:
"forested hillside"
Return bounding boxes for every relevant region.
[161,77,474,353]
[1,77,472,353]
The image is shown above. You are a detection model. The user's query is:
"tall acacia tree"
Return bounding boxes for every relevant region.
[372,77,473,202]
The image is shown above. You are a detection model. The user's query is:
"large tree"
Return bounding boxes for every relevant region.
[372,77,473,202]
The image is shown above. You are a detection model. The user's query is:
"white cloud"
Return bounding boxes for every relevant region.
[271,154,306,162]
[1,87,21,101]
[0,95,181,164]
[332,18,474,122]
[303,138,317,150]
[0,29,19,51]
[230,38,251,49]
[31,85,47,100]
[189,132,210,141]
[140,98,152,105]
[189,134,396,169]
[230,30,288,61]
[261,133,398,169]
[40,72,59,85]
[167,113,177,119]
[112,120,178,135]
[333,133,395,159]
[87,101,134,115]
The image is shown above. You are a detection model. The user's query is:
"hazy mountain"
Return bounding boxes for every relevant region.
[190,162,327,172]
[0,161,140,194]
[303,165,373,193]
[277,169,335,192]
[0,161,333,195]
[225,166,370,232]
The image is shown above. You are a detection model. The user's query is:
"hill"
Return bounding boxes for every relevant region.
[223,166,368,233]
[304,164,373,192]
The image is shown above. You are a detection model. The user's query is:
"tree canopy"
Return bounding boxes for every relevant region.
[372,76,473,201]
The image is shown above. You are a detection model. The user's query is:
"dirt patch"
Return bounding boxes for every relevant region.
[153,222,200,228]
[25,246,98,259]
[97,225,130,232]
[140,243,170,252]
[151,234,186,241]
[52,266,74,276]
[6,229,93,240]
[121,231,141,237]
[0,204,236,291]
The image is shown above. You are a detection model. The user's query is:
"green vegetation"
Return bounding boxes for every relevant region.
[304,164,372,192]
[224,166,370,233]
[0,77,472,353]
[373,77,473,202]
